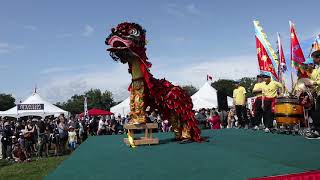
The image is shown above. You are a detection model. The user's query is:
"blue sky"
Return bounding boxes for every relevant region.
[0,0,319,103]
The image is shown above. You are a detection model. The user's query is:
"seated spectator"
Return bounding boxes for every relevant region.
[12,142,28,162]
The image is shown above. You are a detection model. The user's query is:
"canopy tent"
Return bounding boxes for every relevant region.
[0,92,68,118]
[192,82,233,110]
[110,97,130,116]
[191,82,219,110]
[227,96,233,107]
[79,108,113,117]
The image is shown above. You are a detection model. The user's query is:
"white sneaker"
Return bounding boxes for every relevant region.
[254,126,259,130]
[264,128,270,133]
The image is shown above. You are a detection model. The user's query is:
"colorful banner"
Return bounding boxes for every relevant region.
[290,21,308,77]
[255,36,279,80]
[253,20,279,80]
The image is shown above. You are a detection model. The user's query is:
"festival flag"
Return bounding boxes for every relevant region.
[84,96,88,119]
[207,75,213,81]
[253,20,279,81]
[290,21,308,77]
[277,33,287,73]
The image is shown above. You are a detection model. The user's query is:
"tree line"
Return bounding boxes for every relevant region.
[0,77,256,114]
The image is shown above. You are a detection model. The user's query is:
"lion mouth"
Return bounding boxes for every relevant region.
[107,35,133,52]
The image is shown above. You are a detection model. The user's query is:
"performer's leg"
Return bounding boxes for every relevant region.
[170,115,181,140]
[181,121,191,140]
[241,105,248,127]
[254,99,263,127]
[311,96,320,131]
[130,80,146,124]
[263,100,273,129]
[235,105,243,127]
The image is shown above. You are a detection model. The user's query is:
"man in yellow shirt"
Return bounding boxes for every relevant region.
[233,81,247,128]
[262,74,283,133]
[306,50,320,138]
[252,74,266,130]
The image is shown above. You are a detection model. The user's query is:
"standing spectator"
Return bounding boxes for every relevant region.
[162,119,170,132]
[18,133,25,149]
[233,81,248,128]
[195,109,207,129]
[218,109,228,128]
[51,119,60,156]
[208,111,221,129]
[1,122,13,159]
[68,126,77,152]
[227,109,236,128]
[37,119,47,157]
[24,120,35,158]
[97,116,108,135]
[58,115,68,155]
[148,111,157,123]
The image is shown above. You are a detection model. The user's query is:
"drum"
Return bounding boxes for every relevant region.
[274,97,304,126]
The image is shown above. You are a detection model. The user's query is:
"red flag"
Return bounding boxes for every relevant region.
[256,36,279,80]
[207,75,213,81]
[290,21,308,77]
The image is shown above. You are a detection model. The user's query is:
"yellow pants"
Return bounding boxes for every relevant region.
[129,79,146,124]
[170,114,191,140]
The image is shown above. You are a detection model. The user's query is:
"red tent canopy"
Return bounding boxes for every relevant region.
[79,108,113,117]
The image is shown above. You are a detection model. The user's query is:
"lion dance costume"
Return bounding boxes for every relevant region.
[105,22,202,146]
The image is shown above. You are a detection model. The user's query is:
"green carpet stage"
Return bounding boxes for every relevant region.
[45,129,320,180]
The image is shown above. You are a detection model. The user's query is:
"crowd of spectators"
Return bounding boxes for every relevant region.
[0,107,254,163]
[0,114,126,162]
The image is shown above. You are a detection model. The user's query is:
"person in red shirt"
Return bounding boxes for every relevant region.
[208,111,221,130]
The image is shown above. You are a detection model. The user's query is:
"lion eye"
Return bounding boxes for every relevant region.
[129,28,140,36]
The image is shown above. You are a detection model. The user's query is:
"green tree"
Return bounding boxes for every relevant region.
[239,77,256,98]
[211,77,256,98]
[0,93,16,111]
[211,79,235,97]
[85,89,115,111]
[181,85,198,96]
[55,89,115,115]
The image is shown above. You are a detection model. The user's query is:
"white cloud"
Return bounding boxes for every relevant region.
[153,55,258,88]
[38,55,258,103]
[185,4,199,15]
[166,3,201,17]
[82,25,94,37]
[23,25,38,31]
[40,67,77,74]
[0,42,22,54]
[40,65,131,103]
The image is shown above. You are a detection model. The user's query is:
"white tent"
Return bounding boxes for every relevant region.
[227,96,233,107]
[110,96,130,116]
[191,82,219,110]
[0,92,68,118]
[191,82,233,110]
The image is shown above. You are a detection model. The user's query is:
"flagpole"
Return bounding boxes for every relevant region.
[277,32,281,84]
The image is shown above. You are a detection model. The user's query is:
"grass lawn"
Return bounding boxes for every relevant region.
[0,156,67,180]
